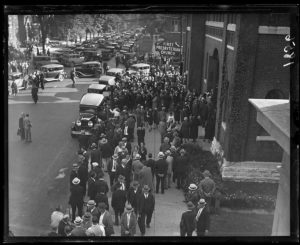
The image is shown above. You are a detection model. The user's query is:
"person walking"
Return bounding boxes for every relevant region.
[120,203,137,236]
[86,200,100,220]
[111,183,127,226]
[58,214,73,236]
[199,170,216,212]
[68,178,84,222]
[138,142,147,162]
[70,217,87,236]
[132,154,143,181]
[18,112,26,141]
[86,215,105,236]
[78,159,88,197]
[137,185,155,236]
[95,171,109,196]
[137,123,146,146]
[107,154,119,188]
[138,163,154,193]
[98,202,114,236]
[70,67,77,88]
[155,152,168,194]
[180,201,196,236]
[23,114,32,143]
[144,153,155,180]
[174,149,189,189]
[87,171,97,201]
[127,181,142,216]
[164,150,173,189]
[11,80,18,96]
[180,117,190,144]
[195,199,210,236]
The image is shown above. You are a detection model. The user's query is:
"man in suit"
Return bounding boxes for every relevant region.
[138,163,154,193]
[107,154,119,188]
[132,154,143,181]
[87,171,97,201]
[195,199,210,236]
[122,137,132,155]
[68,178,84,222]
[98,202,114,236]
[180,201,196,236]
[127,181,142,216]
[95,171,109,196]
[144,153,155,180]
[70,216,87,236]
[86,200,100,220]
[116,159,131,189]
[174,149,189,189]
[155,152,168,194]
[111,183,127,226]
[90,143,102,166]
[120,203,137,236]
[69,163,79,190]
[137,185,155,236]
[78,159,88,197]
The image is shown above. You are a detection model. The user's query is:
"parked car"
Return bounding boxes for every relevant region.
[129,63,150,75]
[61,53,85,67]
[99,75,116,86]
[103,45,116,55]
[71,93,105,137]
[8,72,26,91]
[40,64,65,82]
[75,61,102,78]
[81,50,102,62]
[87,84,111,97]
[106,68,125,77]
[33,55,52,69]
[101,49,113,60]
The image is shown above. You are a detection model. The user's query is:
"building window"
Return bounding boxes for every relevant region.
[172,19,179,32]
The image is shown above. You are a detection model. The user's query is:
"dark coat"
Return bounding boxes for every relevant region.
[90,148,101,164]
[111,186,127,211]
[127,187,142,211]
[69,185,84,205]
[95,192,109,210]
[95,179,109,195]
[87,177,97,200]
[70,227,87,236]
[155,159,168,175]
[159,142,171,153]
[70,170,78,188]
[180,120,190,138]
[116,164,131,184]
[195,206,210,233]
[180,210,196,236]
[137,192,155,214]
[120,212,137,236]
[137,128,145,142]
[124,142,132,154]
[145,159,156,177]
[78,164,88,184]
[174,155,189,176]
[100,142,114,158]
[189,118,199,139]
[101,211,114,236]
[153,110,159,124]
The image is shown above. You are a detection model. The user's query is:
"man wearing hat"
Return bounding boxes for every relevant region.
[138,162,154,193]
[70,163,79,190]
[120,203,137,236]
[70,216,87,236]
[99,137,113,172]
[186,183,201,206]
[126,114,136,142]
[90,143,101,166]
[107,154,119,188]
[58,214,73,236]
[137,185,155,235]
[98,202,114,236]
[87,171,97,201]
[144,153,155,180]
[92,162,102,179]
[174,148,189,190]
[199,170,216,212]
[195,199,210,236]
[95,171,109,196]
[164,150,173,189]
[86,200,100,220]
[180,116,190,144]
[132,154,143,181]
[111,174,126,193]
[155,152,168,194]
[78,158,88,197]
[180,201,196,236]
[159,136,171,153]
[69,178,84,222]
[127,181,142,216]
[122,137,132,155]
[111,182,127,226]
[116,158,131,189]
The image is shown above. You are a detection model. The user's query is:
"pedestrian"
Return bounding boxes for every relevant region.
[95,171,109,196]
[122,137,132,155]
[70,216,87,236]
[70,67,77,88]
[180,201,196,236]
[195,199,210,236]
[126,115,136,142]
[144,153,155,180]
[120,203,137,236]
[186,183,201,206]
[164,150,173,189]
[11,80,18,96]
[138,142,147,162]
[99,137,113,172]
[50,206,64,233]
[78,160,88,197]
[174,149,189,189]
[98,202,114,236]
[137,123,145,146]
[23,114,32,143]
[137,185,155,236]
[116,159,131,189]
[189,115,199,142]
[68,177,84,222]
[39,72,45,90]
[87,171,97,201]
[47,48,50,56]
[95,191,109,211]
[82,212,93,230]
[111,183,127,226]
[160,136,171,153]
[107,154,119,188]
[138,162,154,193]
[78,130,89,150]
[18,112,25,141]
[132,154,143,181]
[86,215,105,236]
[158,120,167,143]
[127,180,142,216]
[145,108,153,132]
[90,143,102,167]
[199,170,216,212]
[58,214,73,236]
[92,162,103,179]
[155,152,168,194]
[86,200,100,220]
[180,117,190,144]
[70,163,79,189]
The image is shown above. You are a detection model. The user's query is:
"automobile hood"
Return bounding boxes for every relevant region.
[79,113,94,120]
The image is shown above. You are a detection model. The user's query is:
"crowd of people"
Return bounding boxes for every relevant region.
[46,60,218,237]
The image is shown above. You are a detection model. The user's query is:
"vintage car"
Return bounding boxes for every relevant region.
[61,53,85,67]
[101,49,113,60]
[40,64,65,82]
[33,55,53,69]
[8,72,26,91]
[75,61,102,78]
[81,50,101,62]
[99,75,116,86]
[71,93,105,137]
[87,84,111,97]
[106,68,125,77]
[103,45,116,55]
[130,63,150,75]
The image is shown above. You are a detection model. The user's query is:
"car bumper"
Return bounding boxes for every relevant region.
[71,130,92,136]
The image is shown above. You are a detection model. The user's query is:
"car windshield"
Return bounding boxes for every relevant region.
[46,67,63,72]
[79,107,96,114]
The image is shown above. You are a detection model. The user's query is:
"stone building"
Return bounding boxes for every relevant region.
[185,13,290,182]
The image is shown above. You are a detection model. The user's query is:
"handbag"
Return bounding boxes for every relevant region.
[17,128,21,136]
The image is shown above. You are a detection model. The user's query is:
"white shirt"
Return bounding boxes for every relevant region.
[124,126,128,135]
[144,193,148,199]
[195,207,204,221]
[99,212,105,226]
[127,213,131,228]
[112,160,117,172]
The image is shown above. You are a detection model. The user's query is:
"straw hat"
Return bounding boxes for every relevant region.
[188,183,198,191]
[74,216,83,225]
[72,177,80,185]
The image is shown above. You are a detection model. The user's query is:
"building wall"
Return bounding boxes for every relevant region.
[8,15,19,48]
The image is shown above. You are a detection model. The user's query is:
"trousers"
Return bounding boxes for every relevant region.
[138,211,153,235]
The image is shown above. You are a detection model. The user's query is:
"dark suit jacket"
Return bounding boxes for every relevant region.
[137,193,155,214]
[69,170,78,188]
[180,210,196,236]
[195,206,210,232]
[69,185,84,205]
[91,149,101,163]
[95,179,109,195]
[78,164,88,184]
[116,164,131,183]
[127,187,142,211]
[155,159,168,175]
[120,212,137,236]
[87,177,97,199]
[102,211,114,236]
[95,192,109,210]
[107,158,120,174]
[111,186,127,211]
[124,142,132,154]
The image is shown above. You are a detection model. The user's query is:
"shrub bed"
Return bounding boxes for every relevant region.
[182,143,277,211]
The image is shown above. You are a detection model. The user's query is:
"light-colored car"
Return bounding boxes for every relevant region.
[106,68,125,77]
[8,72,25,90]
[88,84,111,97]
[129,63,150,75]
[40,64,65,82]
[99,75,116,86]
[61,53,85,67]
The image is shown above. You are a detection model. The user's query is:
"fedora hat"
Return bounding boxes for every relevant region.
[98,202,107,210]
[188,183,198,191]
[92,162,99,167]
[132,180,139,187]
[187,201,195,210]
[143,185,150,192]
[112,154,118,160]
[203,170,211,177]
[91,143,97,149]
[158,152,164,158]
[100,138,108,144]
[134,154,141,160]
[72,163,79,169]
[74,216,82,225]
[165,150,171,155]
[87,200,96,207]
[125,203,133,212]
[72,177,80,185]
[198,198,206,205]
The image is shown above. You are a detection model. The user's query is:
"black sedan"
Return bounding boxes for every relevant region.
[75,61,102,78]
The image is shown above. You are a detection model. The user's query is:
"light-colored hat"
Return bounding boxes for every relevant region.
[134,154,141,160]
[122,137,127,141]
[121,158,127,164]
[72,163,79,169]
[158,152,165,158]
[92,162,99,167]
[198,198,206,204]
[63,214,69,220]
[112,154,118,160]
[101,138,108,144]
[165,150,171,155]
[74,216,83,225]
[87,200,96,207]
[180,148,186,154]
[91,143,97,149]
[170,146,176,152]
[188,183,198,191]
[72,177,80,185]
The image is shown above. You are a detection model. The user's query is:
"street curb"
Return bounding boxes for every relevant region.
[219,207,274,215]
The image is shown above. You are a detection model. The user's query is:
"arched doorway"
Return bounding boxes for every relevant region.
[207,49,219,92]
[265,89,285,99]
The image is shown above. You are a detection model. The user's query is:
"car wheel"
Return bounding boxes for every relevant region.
[59,74,64,82]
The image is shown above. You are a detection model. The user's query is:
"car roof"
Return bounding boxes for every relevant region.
[82,61,101,65]
[107,68,124,73]
[9,72,22,76]
[105,46,115,48]
[88,84,107,90]
[99,75,115,81]
[131,63,150,67]
[80,93,104,106]
[42,64,64,68]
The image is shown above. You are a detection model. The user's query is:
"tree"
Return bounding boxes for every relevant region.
[36,15,54,54]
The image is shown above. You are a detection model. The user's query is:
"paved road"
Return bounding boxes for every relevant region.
[8,57,187,237]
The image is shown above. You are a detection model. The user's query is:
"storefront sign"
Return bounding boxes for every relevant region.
[155,41,182,57]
